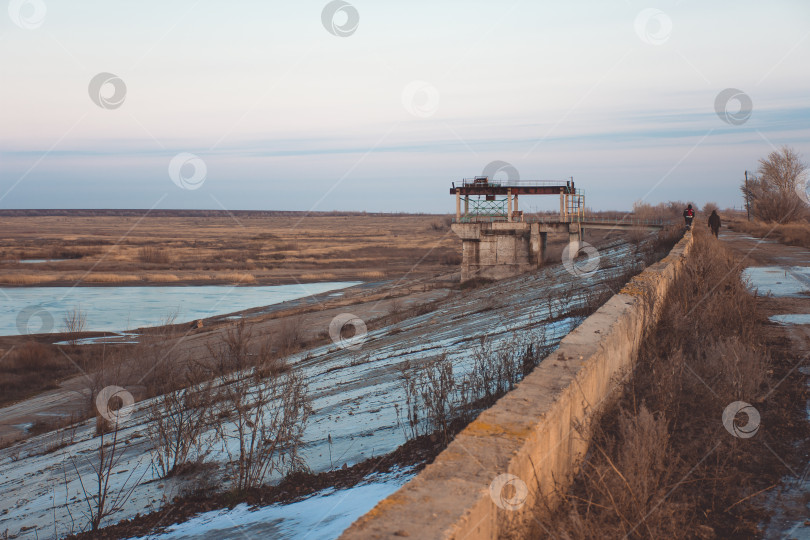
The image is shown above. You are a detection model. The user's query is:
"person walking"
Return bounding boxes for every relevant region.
[683,204,694,229]
[708,209,721,238]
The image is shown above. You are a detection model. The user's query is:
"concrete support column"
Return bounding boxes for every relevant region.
[464,196,469,217]
[529,223,546,267]
[455,189,461,221]
[514,194,519,221]
[507,189,513,222]
[540,232,547,262]
[568,223,580,253]
[560,192,565,221]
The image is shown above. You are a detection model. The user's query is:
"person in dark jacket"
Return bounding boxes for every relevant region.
[683,204,694,229]
[708,209,721,238]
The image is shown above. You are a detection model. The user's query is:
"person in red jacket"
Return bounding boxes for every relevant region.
[683,204,694,229]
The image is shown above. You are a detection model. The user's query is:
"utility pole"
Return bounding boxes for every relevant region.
[744,170,751,221]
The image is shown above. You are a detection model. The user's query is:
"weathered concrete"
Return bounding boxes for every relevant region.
[341,231,693,540]
[452,222,576,281]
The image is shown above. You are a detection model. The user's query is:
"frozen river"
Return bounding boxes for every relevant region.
[0,282,361,336]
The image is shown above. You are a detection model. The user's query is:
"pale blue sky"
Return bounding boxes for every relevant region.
[1,0,809,212]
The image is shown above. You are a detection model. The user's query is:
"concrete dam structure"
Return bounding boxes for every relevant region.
[449,176,664,281]
[341,230,693,540]
[452,220,582,281]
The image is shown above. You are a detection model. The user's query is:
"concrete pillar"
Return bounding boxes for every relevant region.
[568,223,580,254]
[507,189,513,222]
[560,192,565,221]
[540,232,547,262]
[464,196,469,217]
[529,224,546,266]
[514,193,519,220]
[455,189,461,221]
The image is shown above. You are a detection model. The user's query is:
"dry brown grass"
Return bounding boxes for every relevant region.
[298,272,336,281]
[139,246,171,264]
[730,218,810,249]
[142,273,180,282]
[0,212,461,286]
[217,272,256,283]
[0,342,118,407]
[79,273,141,283]
[528,227,786,539]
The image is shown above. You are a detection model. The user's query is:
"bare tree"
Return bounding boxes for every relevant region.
[741,146,808,222]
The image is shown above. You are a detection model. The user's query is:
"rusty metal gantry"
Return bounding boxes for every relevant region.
[450,176,584,223]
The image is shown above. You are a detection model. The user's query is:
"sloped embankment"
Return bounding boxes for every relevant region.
[341,231,693,539]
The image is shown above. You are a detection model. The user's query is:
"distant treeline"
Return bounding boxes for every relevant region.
[0,209,452,218]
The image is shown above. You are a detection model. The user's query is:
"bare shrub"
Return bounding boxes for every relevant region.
[138,246,171,264]
[278,316,305,355]
[396,332,547,443]
[440,252,462,265]
[416,354,456,442]
[627,228,648,245]
[146,362,216,478]
[396,360,420,440]
[541,406,687,539]
[730,219,810,250]
[63,307,87,345]
[69,406,145,531]
[702,201,719,214]
[209,323,311,492]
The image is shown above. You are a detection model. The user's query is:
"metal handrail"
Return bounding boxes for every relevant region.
[452,215,670,225]
[460,179,570,187]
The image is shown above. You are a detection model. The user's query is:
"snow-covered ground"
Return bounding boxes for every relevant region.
[0,241,642,539]
[126,468,415,540]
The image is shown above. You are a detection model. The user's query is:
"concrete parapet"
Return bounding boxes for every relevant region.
[341,231,693,540]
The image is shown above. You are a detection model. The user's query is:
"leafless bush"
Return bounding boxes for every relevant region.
[63,307,87,345]
[540,406,688,539]
[396,332,547,443]
[209,323,311,492]
[466,336,525,403]
[396,360,420,440]
[69,406,145,531]
[278,316,305,355]
[730,219,810,250]
[417,354,456,442]
[138,246,171,264]
[627,228,648,245]
[429,219,446,231]
[702,201,719,214]
[146,362,216,478]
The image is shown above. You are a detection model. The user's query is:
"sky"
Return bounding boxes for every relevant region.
[1,0,809,213]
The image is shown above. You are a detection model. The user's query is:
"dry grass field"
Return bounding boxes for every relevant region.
[728,215,810,249]
[0,211,462,286]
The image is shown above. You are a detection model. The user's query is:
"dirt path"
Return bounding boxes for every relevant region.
[720,229,810,536]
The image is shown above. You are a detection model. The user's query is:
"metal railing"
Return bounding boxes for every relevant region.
[452,215,670,226]
[459,178,571,188]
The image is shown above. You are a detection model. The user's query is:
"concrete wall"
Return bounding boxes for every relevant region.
[452,222,571,282]
[341,231,693,540]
